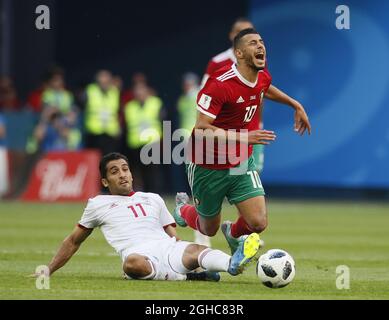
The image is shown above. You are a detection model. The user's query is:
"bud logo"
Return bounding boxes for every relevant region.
[37,160,88,201]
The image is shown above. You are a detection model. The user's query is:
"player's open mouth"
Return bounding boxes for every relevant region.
[120,181,129,185]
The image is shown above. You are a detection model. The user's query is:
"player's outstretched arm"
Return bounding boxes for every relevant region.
[46,226,93,276]
[265,84,311,135]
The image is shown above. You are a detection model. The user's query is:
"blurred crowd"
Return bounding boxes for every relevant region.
[0,66,200,193]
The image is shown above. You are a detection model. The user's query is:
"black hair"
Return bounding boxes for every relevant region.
[48,111,61,122]
[233,28,260,50]
[99,152,129,179]
[231,17,252,29]
[43,65,64,82]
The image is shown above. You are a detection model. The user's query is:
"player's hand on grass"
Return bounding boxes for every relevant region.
[248,129,276,145]
[27,272,40,278]
[28,267,51,278]
[294,104,311,135]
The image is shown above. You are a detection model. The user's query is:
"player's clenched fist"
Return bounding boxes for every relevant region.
[247,130,276,145]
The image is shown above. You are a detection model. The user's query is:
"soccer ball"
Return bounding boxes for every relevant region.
[256,249,296,288]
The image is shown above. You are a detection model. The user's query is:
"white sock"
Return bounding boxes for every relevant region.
[198,249,230,272]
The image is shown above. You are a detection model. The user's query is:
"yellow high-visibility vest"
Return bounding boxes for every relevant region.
[84,84,120,136]
[177,90,198,138]
[124,96,162,148]
[42,89,74,114]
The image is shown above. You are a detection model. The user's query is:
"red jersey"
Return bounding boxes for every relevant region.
[201,48,236,86]
[190,64,272,169]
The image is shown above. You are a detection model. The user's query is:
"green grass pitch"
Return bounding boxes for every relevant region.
[1,198,388,300]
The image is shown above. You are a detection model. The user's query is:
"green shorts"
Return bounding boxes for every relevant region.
[252,144,265,172]
[186,156,265,219]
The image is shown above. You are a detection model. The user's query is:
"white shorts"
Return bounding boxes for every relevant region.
[121,237,192,281]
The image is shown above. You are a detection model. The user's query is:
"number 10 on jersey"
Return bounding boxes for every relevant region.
[244,105,257,122]
[247,171,262,188]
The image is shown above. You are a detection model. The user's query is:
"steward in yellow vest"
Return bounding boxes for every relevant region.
[124,85,162,149]
[177,73,200,139]
[83,70,121,155]
[84,83,120,137]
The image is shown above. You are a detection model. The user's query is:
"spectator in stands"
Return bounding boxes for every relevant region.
[0,76,21,111]
[83,70,121,156]
[26,81,47,113]
[25,66,59,113]
[42,68,81,148]
[29,69,81,153]
[124,82,165,192]
[33,109,75,152]
[113,75,123,92]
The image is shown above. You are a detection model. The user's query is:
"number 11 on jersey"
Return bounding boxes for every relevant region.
[128,204,147,218]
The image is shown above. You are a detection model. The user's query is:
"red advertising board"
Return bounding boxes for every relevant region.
[22,150,101,202]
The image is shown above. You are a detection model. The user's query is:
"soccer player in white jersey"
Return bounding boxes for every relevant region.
[39,152,261,281]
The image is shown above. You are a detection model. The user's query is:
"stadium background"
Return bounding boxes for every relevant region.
[1,0,388,199]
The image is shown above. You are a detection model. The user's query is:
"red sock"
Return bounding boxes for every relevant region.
[180,205,201,231]
[230,216,253,238]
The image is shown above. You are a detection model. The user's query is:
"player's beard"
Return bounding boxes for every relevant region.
[111,181,132,196]
[245,55,265,72]
[252,57,265,71]
[119,184,132,195]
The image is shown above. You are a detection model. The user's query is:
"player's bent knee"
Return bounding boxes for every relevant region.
[123,255,149,277]
[198,214,221,237]
[185,244,206,256]
[248,216,268,233]
[183,244,205,268]
[201,226,218,237]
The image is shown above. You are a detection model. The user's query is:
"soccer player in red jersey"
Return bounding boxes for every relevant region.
[201,17,309,171]
[173,28,311,254]
[195,18,311,248]
[194,17,256,247]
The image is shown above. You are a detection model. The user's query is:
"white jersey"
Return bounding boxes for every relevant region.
[78,192,175,255]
